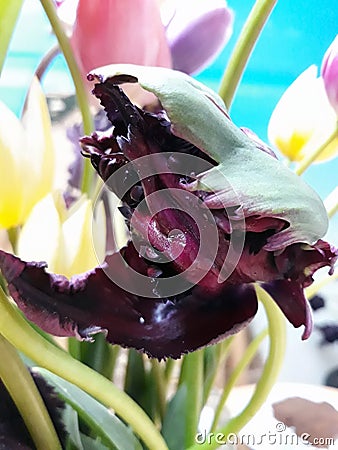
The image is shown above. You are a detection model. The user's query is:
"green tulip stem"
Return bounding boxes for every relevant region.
[164,357,176,381]
[151,359,167,421]
[295,125,338,175]
[180,349,204,448]
[7,226,19,252]
[0,288,168,450]
[188,285,286,450]
[0,334,62,450]
[39,0,94,195]
[35,44,60,81]
[218,0,278,108]
[210,328,268,432]
[203,336,235,404]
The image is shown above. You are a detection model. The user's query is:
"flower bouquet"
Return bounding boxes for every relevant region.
[0,1,337,449]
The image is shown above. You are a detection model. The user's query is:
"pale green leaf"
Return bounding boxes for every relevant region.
[161,385,187,450]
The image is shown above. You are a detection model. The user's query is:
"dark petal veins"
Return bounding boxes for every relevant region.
[0,249,257,359]
[262,279,313,339]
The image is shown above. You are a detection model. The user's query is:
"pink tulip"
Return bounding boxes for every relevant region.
[321,35,338,116]
[70,0,172,75]
[60,0,233,79]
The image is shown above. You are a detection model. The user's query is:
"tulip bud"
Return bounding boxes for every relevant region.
[70,0,171,76]
[166,0,233,74]
[321,35,338,116]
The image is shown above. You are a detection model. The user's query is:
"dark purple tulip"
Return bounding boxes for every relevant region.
[0,66,337,359]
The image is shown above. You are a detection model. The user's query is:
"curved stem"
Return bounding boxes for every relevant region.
[35,44,60,81]
[295,126,338,175]
[0,288,168,450]
[0,334,61,450]
[203,336,234,404]
[39,0,94,195]
[218,0,278,108]
[188,285,286,450]
[210,328,268,432]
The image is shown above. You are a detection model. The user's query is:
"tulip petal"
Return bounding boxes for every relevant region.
[87,65,328,250]
[0,101,26,228]
[321,35,338,116]
[71,0,171,76]
[263,239,338,339]
[22,77,55,220]
[166,0,233,74]
[262,280,313,340]
[0,248,257,359]
[268,66,338,162]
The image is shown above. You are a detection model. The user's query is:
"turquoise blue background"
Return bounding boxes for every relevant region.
[1,0,337,198]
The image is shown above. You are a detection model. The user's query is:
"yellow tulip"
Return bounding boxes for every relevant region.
[268,65,338,162]
[0,77,55,228]
[17,192,106,278]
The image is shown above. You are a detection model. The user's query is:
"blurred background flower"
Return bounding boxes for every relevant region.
[16,192,106,278]
[70,0,172,77]
[267,65,338,163]
[0,77,55,229]
[321,35,338,116]
[57,0,233,79]
[163,0,233,74]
